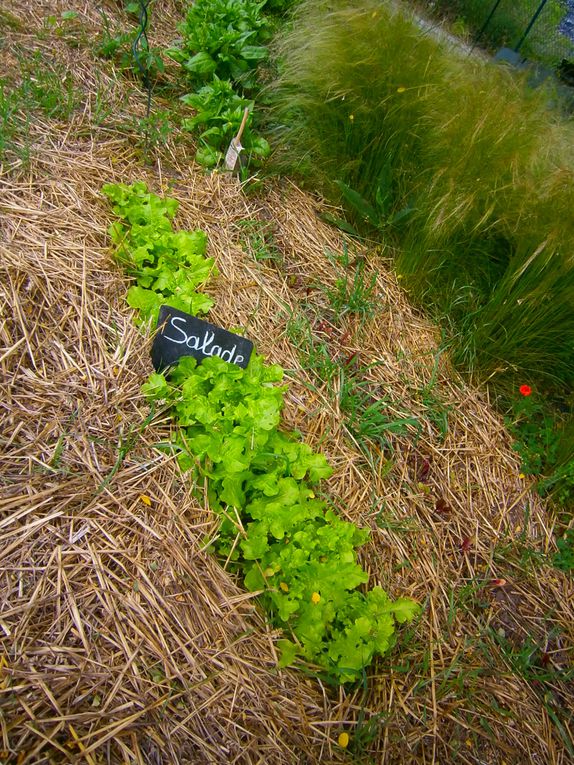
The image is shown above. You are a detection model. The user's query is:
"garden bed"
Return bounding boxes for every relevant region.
[0,1,573,763]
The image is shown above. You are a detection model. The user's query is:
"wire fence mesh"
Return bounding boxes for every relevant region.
[424,0,574,69]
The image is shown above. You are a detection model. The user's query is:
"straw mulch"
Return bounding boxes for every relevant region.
[1,1,573,764]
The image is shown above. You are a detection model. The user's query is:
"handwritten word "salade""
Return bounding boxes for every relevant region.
[164,317,246,365]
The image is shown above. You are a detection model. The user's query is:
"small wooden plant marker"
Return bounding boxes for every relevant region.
[224,107,250,172]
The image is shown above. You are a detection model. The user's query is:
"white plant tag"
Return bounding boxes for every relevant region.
[224,138,243,171]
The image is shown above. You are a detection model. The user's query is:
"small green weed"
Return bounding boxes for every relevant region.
[0,51,79,166]
[339,376,420,451]
[42,9,86,47]
[0,83,29,164]
[490,628,574,686]
[375,505,420,535]
[130,109,173,152]
[18,51,78,120]
[325,245,378,319]
[412,346,451,441]
[239,218,283,264]
[284,310,340,389]
[553,528,574,572]
[0,8,24,30]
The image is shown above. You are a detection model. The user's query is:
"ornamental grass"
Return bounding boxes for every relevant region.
[269,0,574,396]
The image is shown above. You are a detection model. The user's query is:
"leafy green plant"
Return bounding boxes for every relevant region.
[334,173,413,233]
[104,181,421,683]
[102,181,217,324]
[166,0,270,91]
[181,78,270,168]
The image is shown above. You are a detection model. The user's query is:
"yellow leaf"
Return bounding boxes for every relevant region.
[139,494,152,506]
[280,582,289,593]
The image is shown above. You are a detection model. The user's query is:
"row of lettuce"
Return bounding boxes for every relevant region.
[103,180,420,683]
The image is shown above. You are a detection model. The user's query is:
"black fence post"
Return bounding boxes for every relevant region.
[471,0,504,52]
[514,0,550,52]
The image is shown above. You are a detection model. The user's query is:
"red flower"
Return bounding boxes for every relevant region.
[519,385,532,397]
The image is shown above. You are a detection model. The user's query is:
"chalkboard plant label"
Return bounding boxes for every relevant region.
[151,305,253,371]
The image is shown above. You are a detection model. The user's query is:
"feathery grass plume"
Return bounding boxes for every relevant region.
[268,0,447,225]
[268,0,574,397]
[396,52,567,319]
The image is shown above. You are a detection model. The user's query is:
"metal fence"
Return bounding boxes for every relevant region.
[427,0,574,71]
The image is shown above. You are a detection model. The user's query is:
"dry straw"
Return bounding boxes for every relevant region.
[1,1,573,763]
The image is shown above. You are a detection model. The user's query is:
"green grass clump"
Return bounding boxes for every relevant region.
[269,0,574,396]
[0,50,79,167]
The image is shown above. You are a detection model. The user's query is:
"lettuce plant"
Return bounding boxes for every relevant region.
[102,181,217,323]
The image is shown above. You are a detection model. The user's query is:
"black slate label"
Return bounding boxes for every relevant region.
[151,305,253,371]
